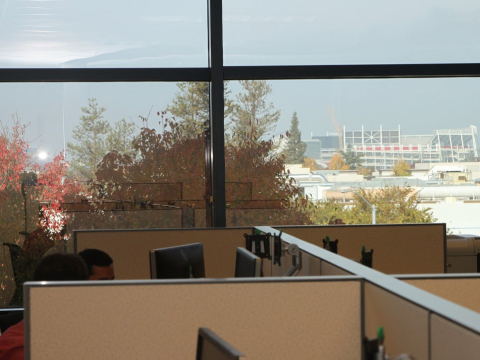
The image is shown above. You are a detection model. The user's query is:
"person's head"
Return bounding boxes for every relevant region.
[33,253,89,281]
[78,248,115,280]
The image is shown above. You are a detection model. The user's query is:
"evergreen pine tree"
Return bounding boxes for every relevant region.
[67,98,110,180]
[167,82,235,136]
[230,80,280,143]
[106,118,136,156]
[339,144,363,170]
[282,112,306,164]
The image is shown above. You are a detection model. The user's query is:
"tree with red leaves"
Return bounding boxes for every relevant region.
[0,114,31,193]
[0,116,83,306]
[91,112,312,228]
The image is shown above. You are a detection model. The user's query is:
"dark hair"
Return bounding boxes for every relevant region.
[78,249,113,276]
[33,253,88,281]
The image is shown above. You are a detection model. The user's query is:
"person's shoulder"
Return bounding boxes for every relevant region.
[0,346,24,360]
[0,319,24,338]
[0,320,24,359]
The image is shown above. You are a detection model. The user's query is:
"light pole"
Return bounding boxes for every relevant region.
[341,189,376,224]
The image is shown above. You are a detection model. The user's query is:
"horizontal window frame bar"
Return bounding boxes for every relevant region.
[0,68,211,82]
[224,63,480,80]
[1,63,480,83]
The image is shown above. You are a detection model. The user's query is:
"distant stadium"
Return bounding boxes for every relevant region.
[305,125,479,170]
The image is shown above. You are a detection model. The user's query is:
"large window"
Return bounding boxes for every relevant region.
[2,0,480,306]
[0,82,208,305]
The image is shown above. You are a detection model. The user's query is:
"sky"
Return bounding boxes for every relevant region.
[1,0,480,157]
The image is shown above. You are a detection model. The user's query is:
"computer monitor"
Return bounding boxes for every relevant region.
[196,327,245,360]
[149,243,205,279]
[360,247,374,268]
[235,247,262,278]
[322,238,339,254]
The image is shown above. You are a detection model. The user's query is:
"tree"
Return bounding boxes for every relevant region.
[357,166,373,177]
[304,158,321,171]
[106,118,136,156]
[309,186,436,225]
[282,112,306,164]
[67,98,110,180]
[339,144,363,170]
[0,114,34,247]
[225,137,311,226]
[308,200,346,225]
[393,160,411,176]
[230,80,280,142]
[329,153,349,170]
[0,114,31,192]
[0,115,84,306]
[90,110,312,228]
[167,82,235,136]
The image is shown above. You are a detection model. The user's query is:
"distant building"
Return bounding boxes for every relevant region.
[304,133,340,167]
[306,125,479,170]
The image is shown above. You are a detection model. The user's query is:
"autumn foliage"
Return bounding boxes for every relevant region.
[310,186,435,225]
[329,153,350,170]
[393,160,411,176]
[0,117,82,305]
[89,112,312,228]
[0,115,31,192]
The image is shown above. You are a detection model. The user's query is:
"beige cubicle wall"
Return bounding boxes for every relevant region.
[396,275,480,314]
[74,228,250,279]
[277,224,446,274]
[430,314,480,360]
[74,223,445,280]
[258,226,480,360]
[25,277,362,360]
[364,283,429,360]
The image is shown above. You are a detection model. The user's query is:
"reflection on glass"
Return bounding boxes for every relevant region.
[224,80,311,226]
[224,1,480,65]
[0,1,207,68]
[0,82,207,306]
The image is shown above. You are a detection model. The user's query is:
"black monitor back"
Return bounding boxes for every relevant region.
[360,249,374,268]
[196,327,245,360]
[150,243,205,279]
[235,247,262,278]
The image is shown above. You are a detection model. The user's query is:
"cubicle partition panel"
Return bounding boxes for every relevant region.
[257,226,480,360]
[364,282,429,359]
[430,314,480,360]
[364,282,480,360]
[24,277,363,360]
[275,224,446,274]
[74,228,250,279]
[396,274,480,314]
[74,223,446,281]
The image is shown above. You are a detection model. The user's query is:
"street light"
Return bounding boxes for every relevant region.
[341,189,376,224]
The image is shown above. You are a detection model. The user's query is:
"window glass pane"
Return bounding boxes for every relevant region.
[0,1,207,68]
[0,81,208,306]
[224,80,311,226]
[225,78,480,232]
[224,1,480,65]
